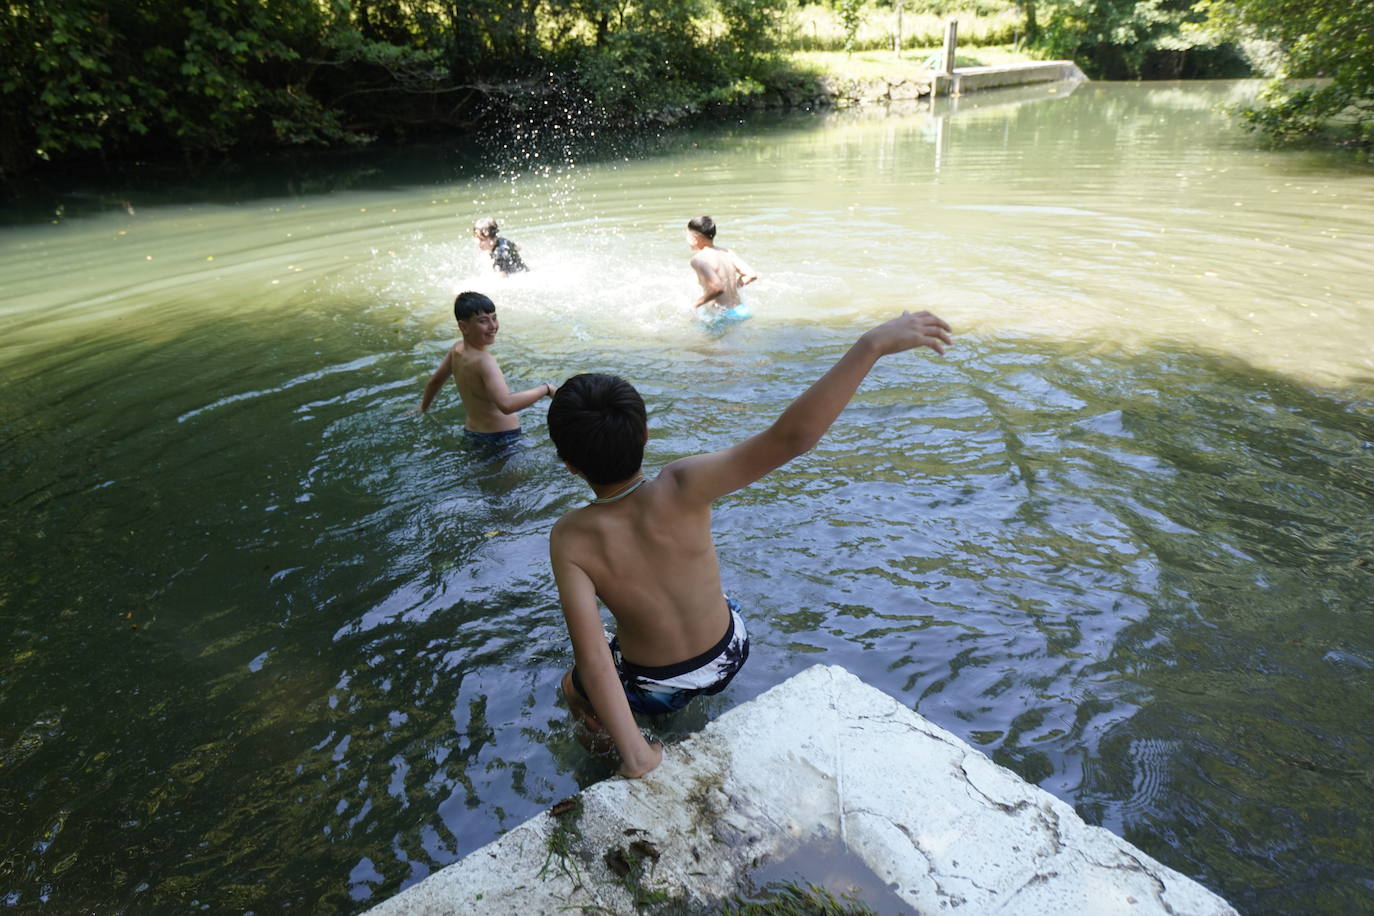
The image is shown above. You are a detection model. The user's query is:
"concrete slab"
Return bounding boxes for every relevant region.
[367,665,1235,915]
[952,61,1087,94]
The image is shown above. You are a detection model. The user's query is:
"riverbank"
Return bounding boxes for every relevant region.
[679,46,1076,118]
[1,38,1046,190]
[595,44,1058,125]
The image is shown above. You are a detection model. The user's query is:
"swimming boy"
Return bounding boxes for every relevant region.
[412,291,553,446]
[686,215,757,314]
[473,217,528,275]
[546,309,954,777]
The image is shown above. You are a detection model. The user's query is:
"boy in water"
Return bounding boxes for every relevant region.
[412,291,554,447]
[686,215,757,315]
[473,217,528,275]
[547,310,954,777]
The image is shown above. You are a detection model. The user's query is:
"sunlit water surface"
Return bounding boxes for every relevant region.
[3,81,1373,912]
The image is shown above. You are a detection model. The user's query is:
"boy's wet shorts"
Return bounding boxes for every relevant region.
[571,597,750,716]
[463,426,522,457]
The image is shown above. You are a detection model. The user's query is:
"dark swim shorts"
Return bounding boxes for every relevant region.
[463,426,522,458]
[572,597,750,716]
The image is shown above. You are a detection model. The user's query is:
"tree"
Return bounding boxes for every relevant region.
[1208,0,1374,144]
[829,0,864,53]
[1,0,798,177]
[1032,0,1243,79]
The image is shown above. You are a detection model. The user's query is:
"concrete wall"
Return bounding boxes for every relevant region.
[368,665,1234,915]
[954,61,1087,93]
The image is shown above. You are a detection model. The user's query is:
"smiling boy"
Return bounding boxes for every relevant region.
[412,291,553,445]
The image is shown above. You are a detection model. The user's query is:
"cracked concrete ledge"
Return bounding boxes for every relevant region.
[367,664,1236,915]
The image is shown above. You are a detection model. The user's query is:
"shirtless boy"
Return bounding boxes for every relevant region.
[412,291,553,446]
[687,215,757,314]
[546,310,954,777]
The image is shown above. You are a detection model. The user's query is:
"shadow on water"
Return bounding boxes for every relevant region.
[1,99,849,230]
[0,74,1093,229]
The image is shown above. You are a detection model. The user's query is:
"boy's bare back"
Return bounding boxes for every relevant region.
[690,246,755,309]
[551,471,726,668]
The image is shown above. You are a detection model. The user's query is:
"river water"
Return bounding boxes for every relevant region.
[3,81,1372,912]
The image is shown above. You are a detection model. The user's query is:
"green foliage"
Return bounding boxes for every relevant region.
[570,12,707,113]
[717,0,791,70]
[1,0,792,176]
[830,0,866,52]
[0,0,401,173]
[784,4,1020,53]
[1033,0,1234,78]
[563,0,789,116]
[1208,0,1374,145]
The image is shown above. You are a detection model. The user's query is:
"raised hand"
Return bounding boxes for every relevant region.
[862,310,954,357]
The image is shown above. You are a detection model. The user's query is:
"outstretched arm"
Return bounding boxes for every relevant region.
[552,534,663,778]
[410,344,459,414]
[666,311,953,504]
[476,359,554,414]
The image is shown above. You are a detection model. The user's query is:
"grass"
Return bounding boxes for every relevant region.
[789,44,1041,81]
[785,3,1023,52]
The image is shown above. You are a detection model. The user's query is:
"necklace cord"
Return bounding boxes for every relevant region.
[590,475,646,505]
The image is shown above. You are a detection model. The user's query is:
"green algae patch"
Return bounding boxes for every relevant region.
[539,794,586,885]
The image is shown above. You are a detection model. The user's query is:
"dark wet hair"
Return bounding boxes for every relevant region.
[454,291,495,322]
[547,374,647,485]
[687,215,716,240]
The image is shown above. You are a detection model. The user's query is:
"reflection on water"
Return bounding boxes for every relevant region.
[2,82,1373,912]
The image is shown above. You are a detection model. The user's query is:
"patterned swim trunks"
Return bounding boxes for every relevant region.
[573,597,750,716]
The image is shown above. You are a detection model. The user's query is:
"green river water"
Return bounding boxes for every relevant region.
[2,81,1373,912]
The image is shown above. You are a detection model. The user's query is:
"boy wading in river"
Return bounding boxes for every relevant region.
[547,310,954,777]
[473,217,528,276]
[411,291,554,448]
[686,215,757,317]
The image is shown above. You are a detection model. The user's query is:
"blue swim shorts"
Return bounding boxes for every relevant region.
[572,597,750,716]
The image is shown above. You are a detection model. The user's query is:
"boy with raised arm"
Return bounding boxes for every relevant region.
[412,291,554,447]
[546,310,953,777]
[686,215,757,315]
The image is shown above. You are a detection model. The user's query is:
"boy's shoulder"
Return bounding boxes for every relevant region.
[551,504,595,545]
[552,474,678,535]
[455,340,493,363]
